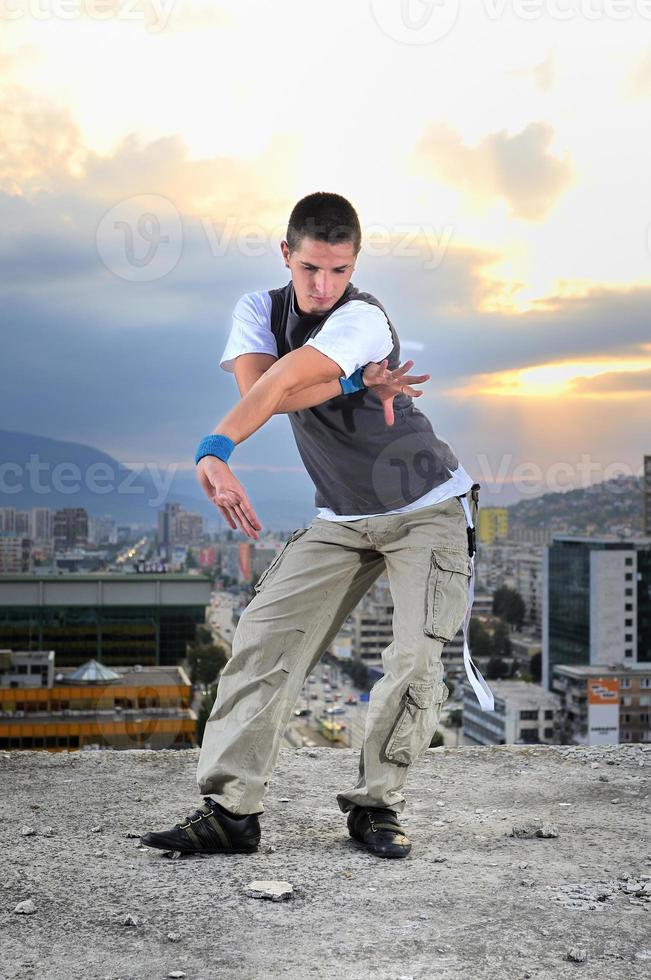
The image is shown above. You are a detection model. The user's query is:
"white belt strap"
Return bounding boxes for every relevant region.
[459,495,495,712]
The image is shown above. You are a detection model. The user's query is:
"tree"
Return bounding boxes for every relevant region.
[492,586,526,629]
[491,621,512,659]
[446,707,463,729]
[486,656,510,680]
[187,624,228,688]
[492,586,510,618]
[469,618,492,658]
[341,658,372,692]
[503,590,526,630]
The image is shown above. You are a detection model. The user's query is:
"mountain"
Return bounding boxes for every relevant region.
[505,474,646,536]
[0,430,315,530]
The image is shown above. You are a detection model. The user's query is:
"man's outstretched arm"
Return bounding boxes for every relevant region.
[197,349,429,538]
[215,345,345,445]
[232,352,344,412]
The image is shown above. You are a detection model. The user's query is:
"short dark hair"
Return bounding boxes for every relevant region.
[286,192,362,256]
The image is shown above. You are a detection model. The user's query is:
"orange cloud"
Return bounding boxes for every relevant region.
[448,351,651,399]
[413,120,572,221]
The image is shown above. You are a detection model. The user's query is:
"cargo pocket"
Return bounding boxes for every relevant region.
[253,526,309,594]
[423,548,472,642]
[384,680,449,766]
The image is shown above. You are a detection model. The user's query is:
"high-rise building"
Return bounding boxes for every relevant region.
[644,455,651,535]
[175,511,204,546]
[15,512,30,536]
[157,503,181,559]
[0,538,32,573]
[53,508,89,551]
[0,573,212,668]
[88,515,117,545]
[542,535,651,691]
[349,575,394,665]
[477,507,508,545]
[0,508,16,534]
[31,508,53,543]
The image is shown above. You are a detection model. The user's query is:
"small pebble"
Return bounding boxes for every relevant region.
[245,880,293,901]
[14,899,36,915]
[567,947,587,963]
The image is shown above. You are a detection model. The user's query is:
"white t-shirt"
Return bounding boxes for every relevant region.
[219,288,474,521]
[220,289,394,378]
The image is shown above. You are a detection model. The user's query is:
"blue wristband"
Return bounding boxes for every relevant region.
[195,434,235,465]
[339,365,367,395]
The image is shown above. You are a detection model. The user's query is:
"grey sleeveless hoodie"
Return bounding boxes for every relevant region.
[268,280,460,515]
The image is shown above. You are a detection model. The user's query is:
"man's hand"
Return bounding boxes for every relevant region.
[362,358,430,426]
[196,457,262,540]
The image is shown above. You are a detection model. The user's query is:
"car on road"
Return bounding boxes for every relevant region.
[294,708,312,717]
[345,695,358,704]
[325,705,346,715]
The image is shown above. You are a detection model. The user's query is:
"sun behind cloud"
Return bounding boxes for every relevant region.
[449,349,651,399]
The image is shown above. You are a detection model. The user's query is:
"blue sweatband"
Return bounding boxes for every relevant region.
[195,434,235,465]
[339,366,367,395]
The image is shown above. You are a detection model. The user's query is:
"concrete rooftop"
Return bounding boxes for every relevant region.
[1,743,650,980]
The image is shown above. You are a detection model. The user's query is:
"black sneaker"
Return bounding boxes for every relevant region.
[347,805,411,858]
[140,797,261,854]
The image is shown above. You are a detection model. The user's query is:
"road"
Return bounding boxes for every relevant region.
[286,661,469,749]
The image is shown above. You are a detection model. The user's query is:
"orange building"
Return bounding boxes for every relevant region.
[0,652,197,752]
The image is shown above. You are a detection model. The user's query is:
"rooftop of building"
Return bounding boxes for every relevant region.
[1,743,649,978]
[0,573,212,582]
[462,678,560,707]
[551,535,651,547]
[1,655,192,689]
[554,663,651,678]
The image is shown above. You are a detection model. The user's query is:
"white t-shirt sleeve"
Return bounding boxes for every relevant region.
[219,291,278,373]
[304,301,393,378]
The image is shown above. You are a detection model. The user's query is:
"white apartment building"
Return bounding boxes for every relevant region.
[462,678,560,746]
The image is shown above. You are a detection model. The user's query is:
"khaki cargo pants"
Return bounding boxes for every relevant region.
[196,492,476,816]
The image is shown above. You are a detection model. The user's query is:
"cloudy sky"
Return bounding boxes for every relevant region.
[2,0,650,506]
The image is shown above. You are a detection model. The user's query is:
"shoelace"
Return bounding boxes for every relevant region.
[177,798,215,830]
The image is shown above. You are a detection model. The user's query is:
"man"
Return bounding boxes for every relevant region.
[141,192,493,860]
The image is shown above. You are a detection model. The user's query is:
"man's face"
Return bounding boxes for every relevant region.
[280,236,357,315]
